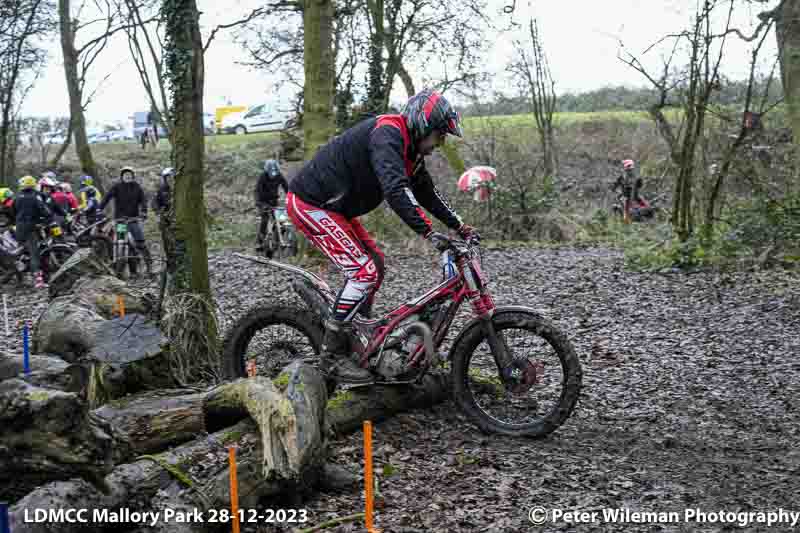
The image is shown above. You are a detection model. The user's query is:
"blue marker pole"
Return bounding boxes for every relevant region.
[0,501,10,533]
[23,322,30,375]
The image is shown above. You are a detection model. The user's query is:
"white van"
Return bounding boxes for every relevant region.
[219,103,296,135]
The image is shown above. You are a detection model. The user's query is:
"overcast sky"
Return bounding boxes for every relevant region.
[19,0,780,125]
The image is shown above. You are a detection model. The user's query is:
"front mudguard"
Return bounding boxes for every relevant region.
[448,305,551,360]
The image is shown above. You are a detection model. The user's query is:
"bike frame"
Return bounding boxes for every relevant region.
[112,217,140,265]
[234,242,495,370]
[264,207,291,248]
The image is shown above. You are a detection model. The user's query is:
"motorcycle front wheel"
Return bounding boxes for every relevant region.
[450,308,582,438]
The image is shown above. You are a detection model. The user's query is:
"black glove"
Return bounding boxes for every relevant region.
[425,231,452,253]
[457,224,481,244]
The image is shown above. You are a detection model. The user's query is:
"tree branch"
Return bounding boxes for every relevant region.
[202,7,268,53]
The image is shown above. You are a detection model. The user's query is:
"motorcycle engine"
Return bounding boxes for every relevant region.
[373,348,408,380]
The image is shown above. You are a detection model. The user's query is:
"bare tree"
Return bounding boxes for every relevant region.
[54,0,145,180]
[508,17,557,177]
[619,0,734,241]
[238,0,494,117]
[0,0,52,185]
[117,0,269,142]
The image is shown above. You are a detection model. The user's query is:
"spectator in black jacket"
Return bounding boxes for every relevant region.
[14,175,52,289]
[99,166,152,276]
[286,89,480,384]
[255,159,289,255]
[154,167,173,215]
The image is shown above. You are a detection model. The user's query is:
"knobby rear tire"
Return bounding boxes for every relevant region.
[450,310,582,438]
[221,305,324,379]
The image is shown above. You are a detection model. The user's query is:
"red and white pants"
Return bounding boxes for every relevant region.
[286,192,385,322]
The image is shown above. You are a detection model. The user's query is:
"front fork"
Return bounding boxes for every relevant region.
[459,256,523,389]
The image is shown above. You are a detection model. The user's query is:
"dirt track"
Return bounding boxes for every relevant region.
[5,244,799,532]
[209,246,800,533]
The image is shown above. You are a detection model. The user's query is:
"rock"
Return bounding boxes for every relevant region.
[47,248,116,299]
[0,351,69,382]
[318,462,359,493]
[32,297,105,361]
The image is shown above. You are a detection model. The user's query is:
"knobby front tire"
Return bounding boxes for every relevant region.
[450,309,582,438]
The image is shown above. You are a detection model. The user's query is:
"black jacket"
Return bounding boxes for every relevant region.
[288,115,462,236]
[99,181,148,219]
[13,189,51,227]
[255,172,289,207]
[153,176,170,213]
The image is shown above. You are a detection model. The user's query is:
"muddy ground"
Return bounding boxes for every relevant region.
[4,244,799,532]
[220,245,799,533]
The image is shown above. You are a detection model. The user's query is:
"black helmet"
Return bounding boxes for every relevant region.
[264,159,280,177]
[401,89,463,142]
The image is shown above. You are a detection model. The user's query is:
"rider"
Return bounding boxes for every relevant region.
[255,159,289,254]
[286,88,479,384]
[0,188,14,229]
[60,183,79,212]
[98,166,152,276]
[82,187,103,223]
[78,175,102,210]
[613,159,644,204]
[153,167,173,215]
[14,176,52,289]
[37,176,68,224]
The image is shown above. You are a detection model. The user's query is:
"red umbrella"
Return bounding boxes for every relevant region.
[457,166,496,202]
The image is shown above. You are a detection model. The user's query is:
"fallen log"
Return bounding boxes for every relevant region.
[0,379,114,501]
[92,389,207,461]
[47,247,116,299]
[8,418,256,533]
[325,372,452,435]
[34,312,175,407]
[8,365,451,531]
[132,362,329,533]
[32,297,105,361]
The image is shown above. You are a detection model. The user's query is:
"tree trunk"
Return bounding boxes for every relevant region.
[777,0,800,146]
[365,0,385,114]
[303,0,336,158]
[0,0,43,186]
[397,62,416,98]
[47,117,74,168]
[58,0,97,179]
[161,0,216,375]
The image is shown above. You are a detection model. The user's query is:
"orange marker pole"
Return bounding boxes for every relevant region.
[364,420,374,531]
[118,295,125,318]
[229,446,241,533]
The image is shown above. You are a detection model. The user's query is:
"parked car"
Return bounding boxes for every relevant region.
[131,111,167,139]
[88,132,112,144]
[107,130,128,142]
[44,131,67,145]
[219,103,295,135]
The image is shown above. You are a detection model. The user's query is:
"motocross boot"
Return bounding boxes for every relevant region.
[320,320,373,385]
